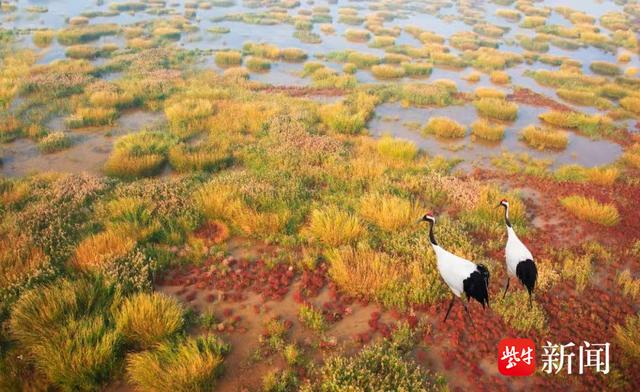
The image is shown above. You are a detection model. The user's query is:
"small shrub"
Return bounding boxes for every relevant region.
[423,116,466,138]
[560,196,619,226]
[309,341,443,390]
[126,335,230,392]
[494,291,547,333]
[298,304,327,333]
[473,98,518,121]
[521,125,568,150]
[116,292,184,349]
[471,119,505,141]
[73,230,136,270]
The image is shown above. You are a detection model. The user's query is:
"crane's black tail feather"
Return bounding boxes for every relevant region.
[516,259,537,296]
[463,264,490,308]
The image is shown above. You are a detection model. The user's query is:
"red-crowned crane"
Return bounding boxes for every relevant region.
[420,212,490,325]
[498,199,537,307]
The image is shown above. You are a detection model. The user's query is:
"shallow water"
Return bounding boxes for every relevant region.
[368,102,622,169]
[1,110,165,177]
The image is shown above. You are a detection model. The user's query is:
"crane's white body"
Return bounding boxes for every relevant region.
[505,226,533,277]
[432,244,477,297]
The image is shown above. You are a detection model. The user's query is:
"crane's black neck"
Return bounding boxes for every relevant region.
[502,205,512,228]
[428,219,438,246]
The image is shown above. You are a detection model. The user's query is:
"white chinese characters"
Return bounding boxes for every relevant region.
[542,341,609,375]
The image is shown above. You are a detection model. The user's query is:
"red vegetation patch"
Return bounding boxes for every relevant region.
[254,85,346,97]
[507,87,572,112]
[193,220,230,245]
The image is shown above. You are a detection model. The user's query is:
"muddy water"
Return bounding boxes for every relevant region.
[1,110,165,177]
[368,102,622,170]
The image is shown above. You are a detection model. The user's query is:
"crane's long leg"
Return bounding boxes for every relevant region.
[528,291,532,309]
[461,298,475,327]
[502,278,510,299]
[443,293,456,322]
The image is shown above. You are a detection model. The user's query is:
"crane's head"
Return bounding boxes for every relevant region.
[498,199,509,208]
[419,212,435,223]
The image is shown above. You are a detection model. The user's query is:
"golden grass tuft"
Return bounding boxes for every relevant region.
[473,97,518,121]
[464,71,481,82]
[370,64,405,79]
[471,119,505,141]
[623,144,640,169]
[520,125,568,150]
[66,107,117,128]
[73,230,136,271]
[126,336,229,392]
[168,143,231,173]
[33,30,55,47]
[165,98,213,137]
[104,152,165,179]
[376,135,418,161]
[326,247,401,299]
[618,270,640,301]
[422,116,466,138]
[474,87,505,99]
[620,96,640,115]
[89,90,135,109]
[307,206,364,247]
[214,50,242,67]
[345,29,370,42]
[245,56,271,72]
[560,195,619,226]
[116,292,184,349]
[490,70,510,84]
[359,193,420,231]
[615,313,640,360]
